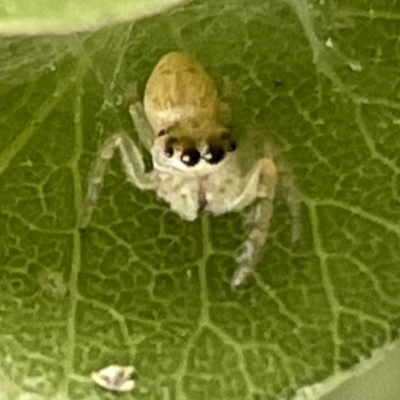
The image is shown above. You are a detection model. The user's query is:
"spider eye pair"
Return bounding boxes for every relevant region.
[167,147,222,167]
[180,146,225,167]
[158,130,237,167]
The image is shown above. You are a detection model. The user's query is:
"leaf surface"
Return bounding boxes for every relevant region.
[1,0,400,399]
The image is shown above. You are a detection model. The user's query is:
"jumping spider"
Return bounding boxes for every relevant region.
[80,52,301,290]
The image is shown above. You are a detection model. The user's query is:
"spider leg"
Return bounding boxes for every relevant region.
[129,101,155,152]
[231,159,277,290]
[279,167,302,242]
[125,82,155,152]
[80,132,155,228]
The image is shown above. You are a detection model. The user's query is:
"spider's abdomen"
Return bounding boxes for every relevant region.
[144,52,219,133]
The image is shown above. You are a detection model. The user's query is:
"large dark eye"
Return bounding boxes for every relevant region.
[180,148,201,166]
[203,146,226,165]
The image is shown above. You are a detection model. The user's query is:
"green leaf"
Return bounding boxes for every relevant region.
[0,0,189,35]
[1,0,400,399]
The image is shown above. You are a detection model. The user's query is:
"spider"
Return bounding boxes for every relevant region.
[80,52,301,290]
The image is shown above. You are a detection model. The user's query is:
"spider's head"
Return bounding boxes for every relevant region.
[152,122,237,173]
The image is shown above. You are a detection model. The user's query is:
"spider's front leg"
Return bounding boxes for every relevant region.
[80,132,156,228]
[231,159,278,290]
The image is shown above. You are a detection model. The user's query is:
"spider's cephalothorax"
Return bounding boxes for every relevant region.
[81,52,301,290]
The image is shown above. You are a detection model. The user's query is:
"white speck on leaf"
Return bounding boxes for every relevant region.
[91,365,135,393]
